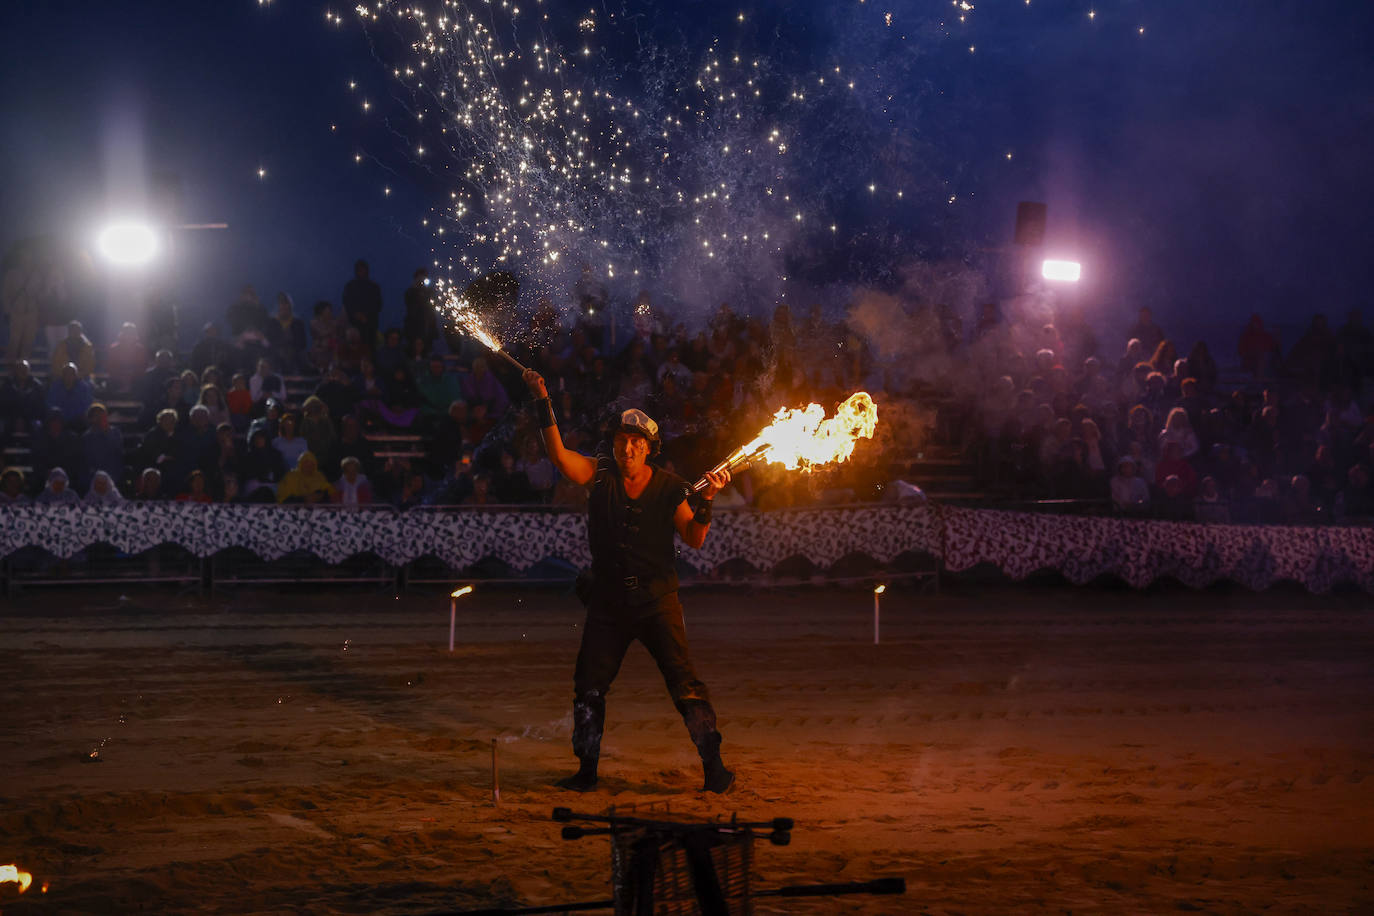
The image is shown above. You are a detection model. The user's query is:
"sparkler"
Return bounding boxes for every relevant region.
[435,279,530,375]
[691,392,878,492]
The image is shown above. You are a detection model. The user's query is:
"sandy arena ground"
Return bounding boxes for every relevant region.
[1,582,1372,914]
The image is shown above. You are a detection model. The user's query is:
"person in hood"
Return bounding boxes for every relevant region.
[84,470,124,507]
[35,466,80,506]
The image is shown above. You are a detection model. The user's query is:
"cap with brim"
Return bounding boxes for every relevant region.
[617,408,659,443]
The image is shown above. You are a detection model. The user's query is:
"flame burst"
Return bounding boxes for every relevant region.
[0,865,33,893]
[745,391,878,471]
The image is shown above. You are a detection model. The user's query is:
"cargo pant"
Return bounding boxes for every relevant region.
[571,591,722,768]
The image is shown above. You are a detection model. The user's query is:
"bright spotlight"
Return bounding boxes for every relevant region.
[97,222,159,266]
[1041,259,1082,282]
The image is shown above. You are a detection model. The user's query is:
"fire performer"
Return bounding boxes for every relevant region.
[523,368,736,794]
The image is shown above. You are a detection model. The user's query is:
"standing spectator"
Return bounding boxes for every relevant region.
[342,259,383,354]
[84,470,124,507]
[1336,310,1374,391]
[332,455,373,507]
[403,268,437,350]
[190,322,236,376]
[142,292,179,355]
[106,322,150,394]
[51,320,95,378]
[1286,315,1338,388]
[31,408,84,489]
[35,467,80,506]
[36,254,69,358]
[81,404,124,491]
[309,300,341,371]
[0,360,47,436]
[272,412,308,469]
[136,349,178,408]
[249,358,284,405]
[2,248,42,361]
[46,363,94,428]
[1126,307,1164,355]
[0,468,29,505]
[268,293,308,373]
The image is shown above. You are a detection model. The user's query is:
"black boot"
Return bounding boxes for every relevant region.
[701,755,735,794]
[556,758,598,792]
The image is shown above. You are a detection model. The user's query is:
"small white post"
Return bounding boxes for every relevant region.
[873,584,886,645]
[449,585,473,652]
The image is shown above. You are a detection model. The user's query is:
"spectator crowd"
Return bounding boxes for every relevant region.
[3,250,1374,527]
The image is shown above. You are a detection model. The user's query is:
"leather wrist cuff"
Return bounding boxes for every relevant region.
[692,499,713,525]
[533,397,556,429]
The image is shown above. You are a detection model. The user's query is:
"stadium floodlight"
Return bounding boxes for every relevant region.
[97,221,160,266]
[1041,259,1082,282]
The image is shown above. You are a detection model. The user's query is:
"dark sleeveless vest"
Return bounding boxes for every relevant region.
[587,447,690,608]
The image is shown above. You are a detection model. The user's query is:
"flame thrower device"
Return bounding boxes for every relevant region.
[690,444,768,493]
[443,807,905,915]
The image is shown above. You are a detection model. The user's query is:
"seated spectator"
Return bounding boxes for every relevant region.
[106,321,151,394]
[1158,406,1200,459]
[179,369,201,411]
[221,473,242,504]
[248,397,282,442]
[35,466,80,506]
[136,349,178,408]
[461,473,494,506]
[51,320,95,378]
[332,456,373,507]
[309,300,341,371]
[1080,418,1111,478]
[1185,341,1218,393]
[0,359,47,436]
[314,365,359,423]
[1305,444,1342,508]
[375,328,407,377]
[249,358,284,405]
[1284,474,1323,525]
[1338,464,1374,518]
[271,411,309,469]
[46,362,94,428]
[139,375,187,430]
[268,292,308,372]
[277,451,334,504]
[426,453,474,506]
[1127,307,1164,355]
[396,469,429,510]
[465,402,494,447]
[84,470,124,507]
[81,403,124,491]
[1193,475,1230,524]
[210,423,243,494]
[1156,474,1193,521]
[299,396,337,461]
[190,322,236,376]
[138,409,183,482]
[432,400,471,470]
[174,405,218,488]
[461,356,510,417]
[493,449,532,503]
[1110,455,1150,515]
[332,414,375,479]
[241,428,286,501]
[133,467,166,501]
[32,407,84,489]
[336,325,367,372]
[417,357,464,418]
[0,467,30,506]
[1155,441,1198,497]
[177,469,213,504]
[226,372,254,430]
[197,383,231,428]
[518,436,555,500]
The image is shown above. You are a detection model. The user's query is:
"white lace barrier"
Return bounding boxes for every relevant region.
[2,504,1371,593]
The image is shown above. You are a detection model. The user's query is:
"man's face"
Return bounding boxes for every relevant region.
[613,432,650,475]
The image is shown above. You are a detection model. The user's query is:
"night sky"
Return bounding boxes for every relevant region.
[3,0,1372,353]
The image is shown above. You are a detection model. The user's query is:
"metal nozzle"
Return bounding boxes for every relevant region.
[691,444,760,492]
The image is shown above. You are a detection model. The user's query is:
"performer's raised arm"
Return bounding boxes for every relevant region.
[524,369,595,486]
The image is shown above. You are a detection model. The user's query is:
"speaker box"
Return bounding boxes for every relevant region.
[1014,201,1047,246]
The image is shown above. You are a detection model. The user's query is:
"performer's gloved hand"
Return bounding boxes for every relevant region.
[523,369,549,399]
[700,468,731,500]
